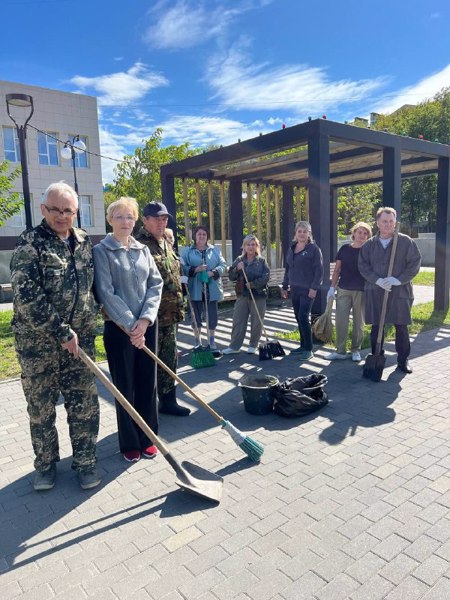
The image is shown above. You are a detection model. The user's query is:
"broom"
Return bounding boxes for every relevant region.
[185,282,215,369]
[136,339,264,462]
[312,296,334,343]
[363,223,400,382]
[242,268,285,360]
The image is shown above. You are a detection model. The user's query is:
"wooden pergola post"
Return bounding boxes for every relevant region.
[435,157,450,311]
[308,129,330,313]
[182,178,190,245]
[229,178,244,260]
[383,145,402,215]
[208,181,214,243]
[265,186,271,267]
[274,186,281,267]
[219,181,227,260]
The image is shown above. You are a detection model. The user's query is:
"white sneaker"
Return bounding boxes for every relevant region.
[247,346,257,354]
[352,351,362,362]
[223,347,240,355]
[328,352,348,360]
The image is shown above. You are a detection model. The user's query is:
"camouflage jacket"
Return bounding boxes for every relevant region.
[10,219,99,344]
[136,227,184,327]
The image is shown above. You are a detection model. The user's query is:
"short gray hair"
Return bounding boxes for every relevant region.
[43,181,78,206]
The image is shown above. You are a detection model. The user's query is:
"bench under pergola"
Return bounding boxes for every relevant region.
[160,118,450,312]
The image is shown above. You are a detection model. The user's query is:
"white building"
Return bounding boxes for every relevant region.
[0,80,106,283]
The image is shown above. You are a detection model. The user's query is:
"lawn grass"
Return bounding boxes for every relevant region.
[0,311,106,380]
[412,270,435,286]
[278,300,450,351]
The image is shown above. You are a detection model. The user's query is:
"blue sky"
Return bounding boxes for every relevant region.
[2,0,450,182]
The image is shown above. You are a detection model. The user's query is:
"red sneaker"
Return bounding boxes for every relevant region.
[142,445,158,459]
[123,450,141,462]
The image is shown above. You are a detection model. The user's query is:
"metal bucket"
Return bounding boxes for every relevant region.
[239,374,279,415]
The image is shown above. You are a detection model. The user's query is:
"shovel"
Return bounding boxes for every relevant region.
[78,348,223,502]
[241,268,285,360]
[362,223,399,382]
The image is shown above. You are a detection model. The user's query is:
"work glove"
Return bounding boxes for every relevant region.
[376,277,392,292]
[327,287,336,301]
[180,275,188,284]
[384,276,401,286]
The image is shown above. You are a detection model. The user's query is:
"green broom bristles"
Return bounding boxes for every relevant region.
[221,419,264,463]
[191,347,216,369]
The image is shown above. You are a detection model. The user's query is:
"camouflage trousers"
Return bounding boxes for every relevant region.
[157,324,177,397]
[16,333,99,473]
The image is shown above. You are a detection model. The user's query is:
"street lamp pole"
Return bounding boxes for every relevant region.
[61,135,86,228]
[5,93,34,230]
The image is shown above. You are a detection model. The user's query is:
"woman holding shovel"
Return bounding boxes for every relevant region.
[93,197,163,463]
[181,226,226,352]
[282,221,323,360]
[223,234,270,355]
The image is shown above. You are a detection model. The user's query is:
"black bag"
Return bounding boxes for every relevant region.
[273,374,328,417]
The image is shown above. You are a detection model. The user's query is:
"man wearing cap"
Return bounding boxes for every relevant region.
[136,202,190,416]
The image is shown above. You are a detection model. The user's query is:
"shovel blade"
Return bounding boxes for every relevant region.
[175,460,224,503]
[362,353,386,382]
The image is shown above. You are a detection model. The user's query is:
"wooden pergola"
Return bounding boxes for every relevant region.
[160,118,450,312]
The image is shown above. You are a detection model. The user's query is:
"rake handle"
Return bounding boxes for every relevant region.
[241,267,269,342]
[78,347,171,457]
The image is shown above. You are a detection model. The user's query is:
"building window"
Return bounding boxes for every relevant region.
[3,127,20,162]
[79,195,92,227]
[38,131,59,166]
[73,135,88,168]
[9,195,26,228]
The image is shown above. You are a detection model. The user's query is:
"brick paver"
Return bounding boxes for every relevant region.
[1,291,450,599]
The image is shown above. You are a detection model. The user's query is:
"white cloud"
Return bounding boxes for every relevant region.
[206,43,386,114]
[70,62,168,106]
[372,63,450,115]
[144,0,266,50]
[98,128,128,184]
[155,114,273,147]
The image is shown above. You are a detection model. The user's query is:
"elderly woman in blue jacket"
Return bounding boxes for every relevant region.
[282,220,323,360]
[181,225,226,350]
[93,197,163,464]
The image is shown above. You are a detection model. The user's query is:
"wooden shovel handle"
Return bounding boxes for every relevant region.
[241,267,269,341]
[376,223,400,351]
[78,347,171,457]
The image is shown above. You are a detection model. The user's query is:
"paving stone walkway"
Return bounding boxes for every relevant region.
[1,286,450,599]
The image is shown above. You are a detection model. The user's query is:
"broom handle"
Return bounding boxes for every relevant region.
[375,223,400,353]
[141,343,222,423]
[185,284,201,342]
[114,322,222,422]
[241,267,270,341]
[78,348,172,457]
[201,252,211,343]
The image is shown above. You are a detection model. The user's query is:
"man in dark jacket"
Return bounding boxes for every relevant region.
[359,206,421,373]
[137,202,190,416]
[10,182,101,491]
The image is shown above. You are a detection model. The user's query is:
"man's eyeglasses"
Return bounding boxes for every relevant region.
[44,205,77,217]
[112,215,136,222]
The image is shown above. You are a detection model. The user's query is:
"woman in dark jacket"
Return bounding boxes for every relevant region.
[223,234,270,355]
[282,221,323,360]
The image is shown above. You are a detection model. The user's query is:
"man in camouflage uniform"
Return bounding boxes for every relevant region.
[137,201,190,416]
[10,182,101,491]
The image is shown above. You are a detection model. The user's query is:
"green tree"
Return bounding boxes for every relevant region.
[373,87,450,234]
[0,161,21,227]
[110,129,200,243]
[337,184,381,236]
